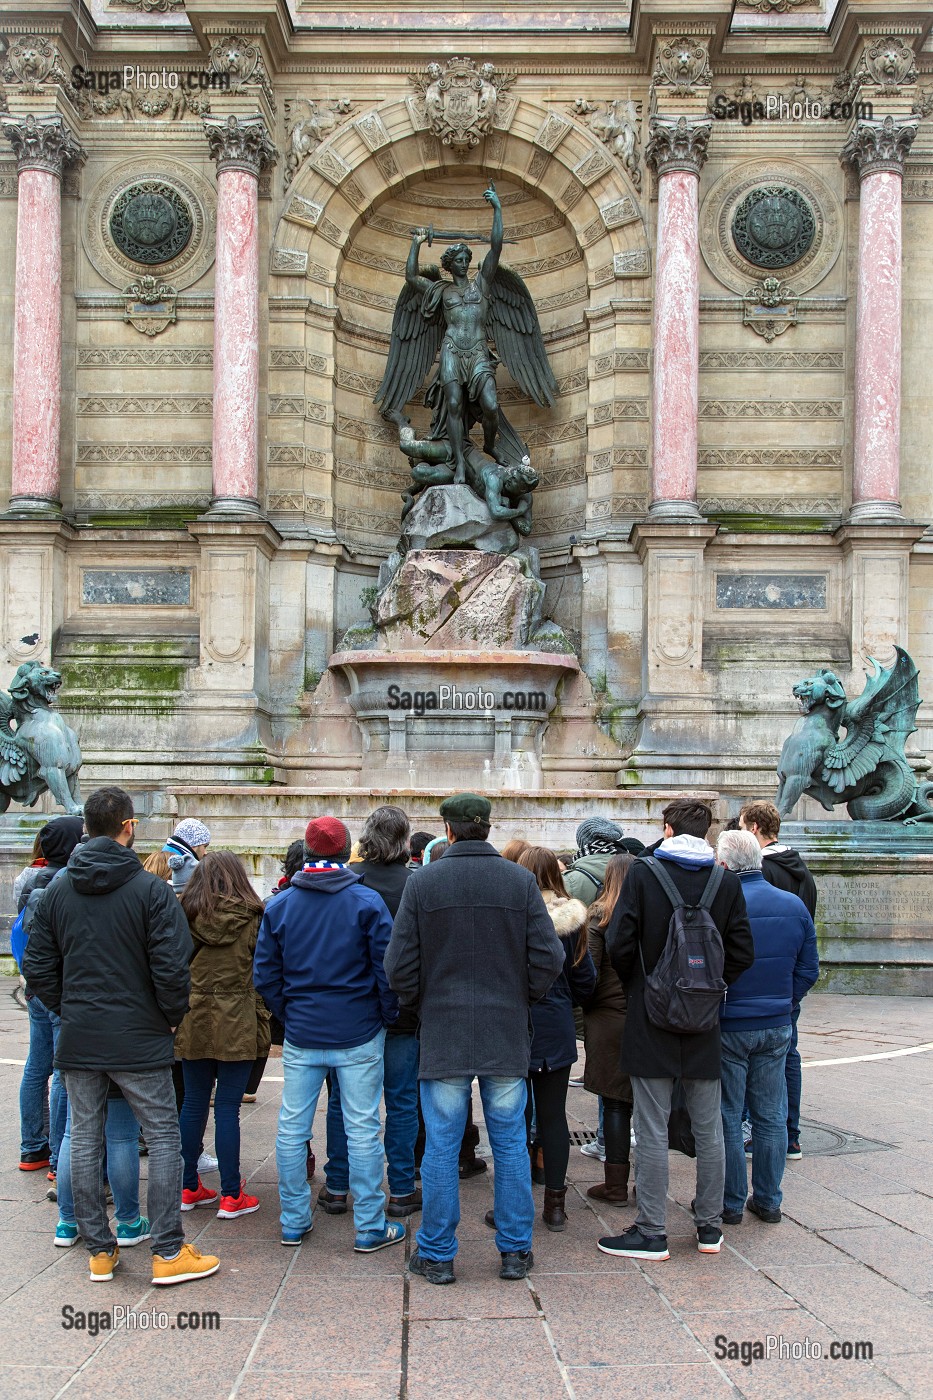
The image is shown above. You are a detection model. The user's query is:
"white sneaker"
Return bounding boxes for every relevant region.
[579,1140,606,1161]
[197,1151,219,1175]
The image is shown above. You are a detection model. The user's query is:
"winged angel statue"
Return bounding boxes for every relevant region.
[775,646,933,823]
[374,183,557,531]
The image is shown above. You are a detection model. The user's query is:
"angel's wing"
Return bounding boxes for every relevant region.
[821,647,920,792]
[373,271,444,419]
[487,266,558,408]
[0,689,27,787]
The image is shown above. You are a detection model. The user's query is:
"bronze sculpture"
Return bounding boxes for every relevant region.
[775,646,933,822]
[375,183,556,535]
[0,661,83,815]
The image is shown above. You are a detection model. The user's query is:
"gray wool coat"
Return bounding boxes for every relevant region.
[384,840,565,1079]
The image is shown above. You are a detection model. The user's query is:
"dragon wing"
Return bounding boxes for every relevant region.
[0,688,27,785]
[820,647,920,792]
[373,269,444,419]
[488,265,558,408]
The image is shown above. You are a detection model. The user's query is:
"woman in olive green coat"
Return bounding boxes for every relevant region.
[176,852,270,1218]
[583,852,634,1206]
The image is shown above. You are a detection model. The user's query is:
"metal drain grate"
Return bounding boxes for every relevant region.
[569,1129,599,1146]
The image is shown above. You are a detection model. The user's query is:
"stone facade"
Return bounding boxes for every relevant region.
[1,2,933,824]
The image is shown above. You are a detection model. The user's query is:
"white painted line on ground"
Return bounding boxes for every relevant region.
[4,1044,932,1076]
[801,1041,933,1068]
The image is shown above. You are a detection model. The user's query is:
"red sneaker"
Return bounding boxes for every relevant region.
[181,1178,218,1211]
[216,1188,260,1219]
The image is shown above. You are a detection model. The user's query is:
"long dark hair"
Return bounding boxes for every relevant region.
[517,846,588,965]
[590,853,633,930]
[180,850,264,926]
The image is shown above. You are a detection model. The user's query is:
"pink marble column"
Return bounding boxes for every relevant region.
[842,115,918,521]
[2,115,84,514]
[645,116,711,520]
[203,116,276,514]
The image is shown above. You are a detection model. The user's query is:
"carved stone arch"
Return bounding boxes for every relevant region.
[266,96,651,540]
[271,94,649,291]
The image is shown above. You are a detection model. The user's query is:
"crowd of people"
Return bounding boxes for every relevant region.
[13,785,818,1285]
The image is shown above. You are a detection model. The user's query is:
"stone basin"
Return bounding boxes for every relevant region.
[328,648,579,788]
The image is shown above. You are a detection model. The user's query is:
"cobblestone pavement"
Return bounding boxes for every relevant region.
[0,981,931,1399]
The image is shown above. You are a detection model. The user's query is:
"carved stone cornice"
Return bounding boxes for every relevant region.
[645,115,711,178]
[203,114,277,178]
[1,113,85,178]
[841,115,920,181]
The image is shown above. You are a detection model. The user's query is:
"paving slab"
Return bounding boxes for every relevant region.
[1,988,931,1398]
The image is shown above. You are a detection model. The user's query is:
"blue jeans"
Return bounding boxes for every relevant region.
[786,1005,802,1142]
[721,1026,793,1215]
[20,995,67,1166]
[418,1076,533,1261]
[326,1032,420,1198]
[58,1097,141,1226]
[180,1058,253,1199]
[277,1031,387,1239]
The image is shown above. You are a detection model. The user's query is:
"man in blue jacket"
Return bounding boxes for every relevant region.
[253,815,404,1253]
[715,829,819,1226]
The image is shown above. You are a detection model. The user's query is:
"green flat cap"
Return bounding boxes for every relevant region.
[440,792,492,825]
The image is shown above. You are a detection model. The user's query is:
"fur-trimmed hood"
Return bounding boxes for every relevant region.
[542,888,588,936]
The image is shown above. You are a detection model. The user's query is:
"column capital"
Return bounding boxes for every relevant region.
[645,114,711,178]
[203,114,277,178]
[841,114,919,181]
[1,113,85,179]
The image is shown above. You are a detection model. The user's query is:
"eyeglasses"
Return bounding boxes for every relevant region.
[124,818,140,827]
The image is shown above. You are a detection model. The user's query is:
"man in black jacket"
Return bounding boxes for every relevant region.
[740,800,817,1159]
[24,786,219,1287]
[603,799,755,1262]
[385,792,564,1285]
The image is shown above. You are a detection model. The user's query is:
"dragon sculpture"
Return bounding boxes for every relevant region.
[0,661,83,815]
[775,646,933,823]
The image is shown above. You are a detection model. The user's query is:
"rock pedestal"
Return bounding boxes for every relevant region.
[400,484,526,554]
[375,549,545,650]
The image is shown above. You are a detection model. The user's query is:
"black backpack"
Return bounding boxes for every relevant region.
[638,857,727,1034]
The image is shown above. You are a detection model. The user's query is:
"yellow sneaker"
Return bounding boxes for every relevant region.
[89,1246,119,1281]
[151,1243,220,1286]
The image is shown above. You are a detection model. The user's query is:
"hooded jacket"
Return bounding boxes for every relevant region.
[562,844,644,907]
[253,865,398,1051]
[606,836,755,1079]
[720,871,819,1032]
[173,901,271,1061]
[760,844,818,917]
[23,837,193,1072]
[529,891,596,1072]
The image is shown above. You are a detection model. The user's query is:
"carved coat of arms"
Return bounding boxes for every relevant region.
[123,275,177,337]
[412,58,513,153]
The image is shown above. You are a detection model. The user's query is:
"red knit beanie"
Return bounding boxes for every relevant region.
[304,816,351,860]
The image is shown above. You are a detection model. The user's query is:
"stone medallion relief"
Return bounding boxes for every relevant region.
[82,159,216,290]
[699,159,841,295]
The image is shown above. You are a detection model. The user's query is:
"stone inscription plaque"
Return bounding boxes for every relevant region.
[816,873,932,943]
[716,573,826,609]
[82,569,191,607]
